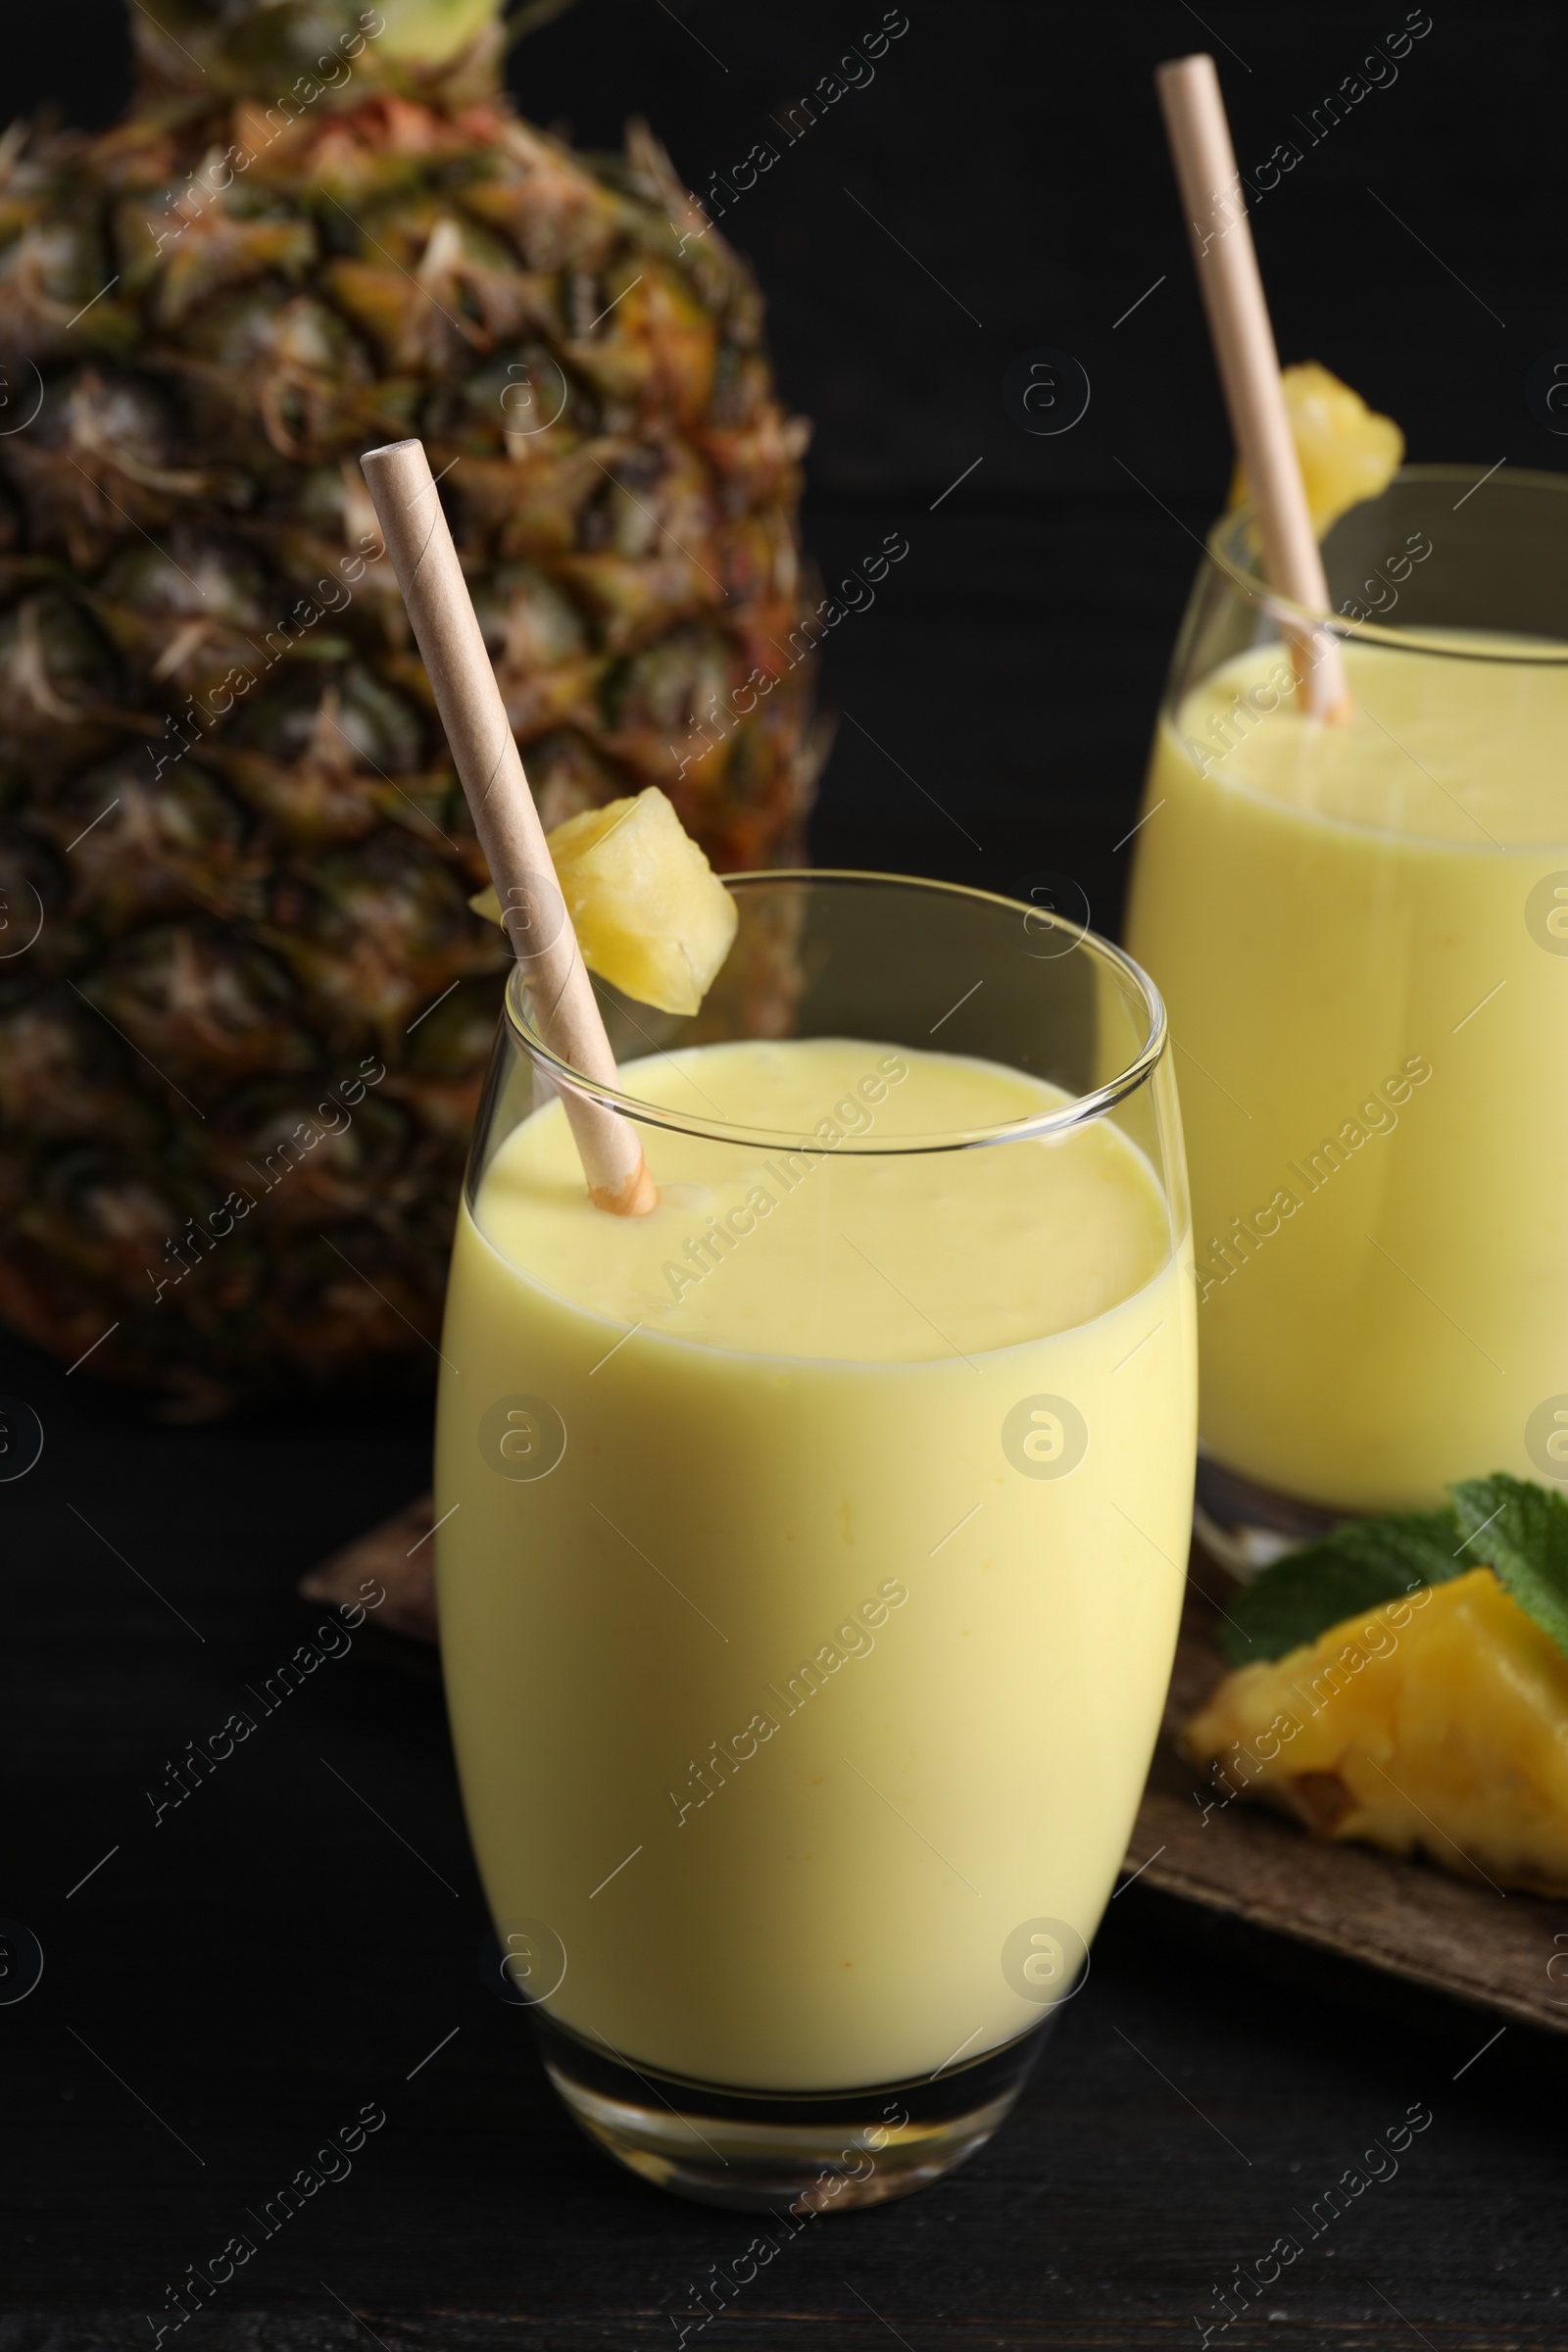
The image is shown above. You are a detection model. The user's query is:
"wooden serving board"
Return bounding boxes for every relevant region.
[305,1500,1568,2035]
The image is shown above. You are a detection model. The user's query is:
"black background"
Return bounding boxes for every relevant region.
[6,6,1568,2346]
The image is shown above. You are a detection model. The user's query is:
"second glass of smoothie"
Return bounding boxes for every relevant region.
[435,872,1196,2209]
[1126,466,1568,1549]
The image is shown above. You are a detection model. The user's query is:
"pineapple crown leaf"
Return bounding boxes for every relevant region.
[1216,1472,1568,1667]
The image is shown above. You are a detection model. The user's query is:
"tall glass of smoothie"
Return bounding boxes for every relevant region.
[1126,466,1568,1557]
[434,871,1195,2210]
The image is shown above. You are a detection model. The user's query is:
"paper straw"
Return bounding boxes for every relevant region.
[361,438,657,1214]
[1156,54,1351,720]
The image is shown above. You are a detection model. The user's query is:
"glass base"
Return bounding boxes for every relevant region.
[532,2008,1056,2211]
[1194,1452,1347,1580]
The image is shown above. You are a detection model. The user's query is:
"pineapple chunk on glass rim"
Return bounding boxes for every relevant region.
[472,786,738,1018]
[1228,361,1404,540]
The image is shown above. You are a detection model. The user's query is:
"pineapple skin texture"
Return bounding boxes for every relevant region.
[1183,1568,1568,1896]
[0,10,821,1403]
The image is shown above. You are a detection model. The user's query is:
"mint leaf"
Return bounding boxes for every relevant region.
[1218,1509,1464,1666]
[1452,1474,1568,1658]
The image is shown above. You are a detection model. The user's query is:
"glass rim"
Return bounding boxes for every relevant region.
[1212,461,1568,662]
[502,868,1169,1153]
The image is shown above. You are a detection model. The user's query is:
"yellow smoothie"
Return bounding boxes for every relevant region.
[435,1036,1195,2091]
[1128,637,1568,1511]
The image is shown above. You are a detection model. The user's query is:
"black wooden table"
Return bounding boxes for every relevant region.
[5,1302,1564,2351]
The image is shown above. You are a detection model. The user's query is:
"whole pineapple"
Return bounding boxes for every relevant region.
[0,0,820,1409]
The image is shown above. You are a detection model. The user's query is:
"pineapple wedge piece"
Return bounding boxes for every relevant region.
[1183,1567,1568,1896]
[471,786,738,1017]
[1229,361,1403,537]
